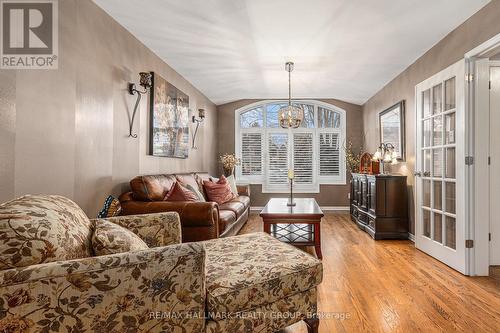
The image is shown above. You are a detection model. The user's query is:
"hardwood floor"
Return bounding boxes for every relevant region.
[239,212,500,333]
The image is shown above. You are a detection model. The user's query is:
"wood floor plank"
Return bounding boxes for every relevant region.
[240,212,500,333]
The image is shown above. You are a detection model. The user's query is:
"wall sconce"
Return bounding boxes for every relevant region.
[191,108,205,149]
[372,142,398,174]
[127,72,152,138]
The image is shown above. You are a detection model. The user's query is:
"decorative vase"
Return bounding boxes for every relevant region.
[223,167,234,177]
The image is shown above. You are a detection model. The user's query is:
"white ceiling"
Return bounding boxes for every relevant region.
[94,0,489,105]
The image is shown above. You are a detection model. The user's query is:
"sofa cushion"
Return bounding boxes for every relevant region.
[0,195,93,269]
[175,173,200,193]
[203,176,236,205]
[92,219,149,256]
[225,174,238,195]
[204,232,323,315]
[165,182,200,202]
[130,174,176,201]
[218,201,246,218]
[218,209,236,234]
[185,184,206,202]
[229,195,250,209]
[195,173,211,200]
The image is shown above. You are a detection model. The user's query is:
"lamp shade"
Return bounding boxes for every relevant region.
[372,149,382,161]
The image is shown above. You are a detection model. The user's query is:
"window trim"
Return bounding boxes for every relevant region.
[235,100,347,193]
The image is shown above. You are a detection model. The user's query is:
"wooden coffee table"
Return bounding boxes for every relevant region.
[260,198,324,259]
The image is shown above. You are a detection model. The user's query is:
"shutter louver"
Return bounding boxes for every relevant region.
[293,133,314,184]
[319,133,340,176]
[267,133,288,185]
[241,133,262,176]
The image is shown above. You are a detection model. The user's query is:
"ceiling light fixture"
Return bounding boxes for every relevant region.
[278,62,304,128]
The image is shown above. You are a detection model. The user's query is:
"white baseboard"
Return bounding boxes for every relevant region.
[321,206,350,211]
[250,206,349,211]
[408,233,415,242]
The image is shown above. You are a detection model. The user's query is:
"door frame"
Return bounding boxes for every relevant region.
[464,32,500,276]
[414,60,468,274]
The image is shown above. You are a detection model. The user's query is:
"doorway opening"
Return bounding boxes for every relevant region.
[465,33,500,276]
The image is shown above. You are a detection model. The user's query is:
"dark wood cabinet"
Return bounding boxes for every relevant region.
[350,173,408,240]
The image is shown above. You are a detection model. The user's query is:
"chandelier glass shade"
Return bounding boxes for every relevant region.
[278,62,304,129]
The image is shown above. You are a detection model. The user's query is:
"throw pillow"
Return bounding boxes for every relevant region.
[165,182,200,202]
[226,174,238,196]
[185,183,206,202]
[92,219,148,256]
[203,176,236,204]
[0,195,93,270]
[97,195,122,218]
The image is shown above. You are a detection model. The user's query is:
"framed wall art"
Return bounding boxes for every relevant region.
[379,100,405,161]
[149,72,189,158]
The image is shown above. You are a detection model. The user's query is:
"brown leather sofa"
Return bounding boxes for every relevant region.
[119,172,250,243]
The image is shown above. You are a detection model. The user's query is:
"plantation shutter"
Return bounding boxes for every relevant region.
[293,133,314,184]
[241,133,262,176]
[267,133,289,186]
[319,132,340,176]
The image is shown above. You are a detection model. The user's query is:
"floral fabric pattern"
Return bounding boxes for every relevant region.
[0,195,93,269]
[203,232,323,315]
[102,212,182,248]
[91,219,149,256]
[0,242,206,333]
[205,288,317,333]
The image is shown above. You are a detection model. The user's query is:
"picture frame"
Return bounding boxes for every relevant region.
[379,100,405,161]
[149,72,190,158]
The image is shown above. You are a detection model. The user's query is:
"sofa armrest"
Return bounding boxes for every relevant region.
[0,243,206,332]
[236,184,250,197]
[119,195,220,242]
[97,212,181,247]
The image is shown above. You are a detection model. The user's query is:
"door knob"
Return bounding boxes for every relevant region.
[414,171,422,177]
[423,171,431,177]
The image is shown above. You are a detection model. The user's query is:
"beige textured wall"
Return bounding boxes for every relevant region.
[362,0,500,233]
[217,99,363,207]
[0,0,217,216]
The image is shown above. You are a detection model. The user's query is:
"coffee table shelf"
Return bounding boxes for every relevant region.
[260,198,324,259]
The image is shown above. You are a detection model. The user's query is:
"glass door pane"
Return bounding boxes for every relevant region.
[445,216,456,249]
[444,77,456,110]
[423,210,431,238]
[445,113,456,144]
[422,89,431,118]
[432,84,442,114]
[445,182,455,214]
[434,212,442,243]
[433,181,442,210]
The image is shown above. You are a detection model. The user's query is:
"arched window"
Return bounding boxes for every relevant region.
[235,100,346,192]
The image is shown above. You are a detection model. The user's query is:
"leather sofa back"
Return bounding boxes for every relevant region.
[130,172,211,202]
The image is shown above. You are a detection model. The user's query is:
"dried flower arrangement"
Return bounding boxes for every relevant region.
[343,141,363,174]
[220,153,241,176]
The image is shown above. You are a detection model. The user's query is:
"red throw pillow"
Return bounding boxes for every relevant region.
[165,182,200,202]
[203,176,235,204]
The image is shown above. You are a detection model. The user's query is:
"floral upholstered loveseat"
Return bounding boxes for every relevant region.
[0,195,323,333]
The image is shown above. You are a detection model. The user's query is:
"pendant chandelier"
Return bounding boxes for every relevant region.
[278,62,304,128]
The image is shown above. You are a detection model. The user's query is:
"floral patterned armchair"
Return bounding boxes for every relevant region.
[0,195,205,332]
[0,195,322,333]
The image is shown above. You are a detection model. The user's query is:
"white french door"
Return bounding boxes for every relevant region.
[415,60,467,274]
